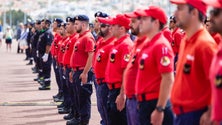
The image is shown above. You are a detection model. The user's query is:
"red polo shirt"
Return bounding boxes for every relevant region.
[105,34,133,85]
[135,33,174,101]
[94,37,115,80]
[63,33,79,67]
[211,33,222,45]
[171,28,184,54]
[51,33,62,58]
[171,28,217,115]
[210,43,222,121]
[124,36,147,98]
[57,36,70,64]
[93,37,104,69]
[162,27,173,43]
[70,30,95,68]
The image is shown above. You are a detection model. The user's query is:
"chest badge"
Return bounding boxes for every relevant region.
[139,59,145,70]
[215,75,222,88]
[124,54,130,62]
[110,53,115,63]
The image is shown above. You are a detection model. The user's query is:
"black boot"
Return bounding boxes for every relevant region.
[26,60,33,65]
[64,112,74,120]
[58,107,70,114]
[66,117,81,125]
[38,81,50,90]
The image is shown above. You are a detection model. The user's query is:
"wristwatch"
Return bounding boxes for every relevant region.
[155,106,165,112]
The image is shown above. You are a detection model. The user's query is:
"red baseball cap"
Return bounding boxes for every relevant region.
[135,6,167,24]
[124,9,142,18]
[170,0,207,15]
[98,14,130,29]
[203,0,222,8]
[97,17,113,25]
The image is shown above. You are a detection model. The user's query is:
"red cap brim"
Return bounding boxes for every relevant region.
[203,0,222,8]
[124,12,138,18]
[170,0,187,4]
[97,17,114,25]
[134,9,149,17]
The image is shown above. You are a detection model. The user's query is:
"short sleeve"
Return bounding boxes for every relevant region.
[46,33,54,46]
[155,44,174,73]
[85,37,95,52]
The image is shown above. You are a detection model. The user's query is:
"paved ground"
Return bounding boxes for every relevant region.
[0,40,100,125]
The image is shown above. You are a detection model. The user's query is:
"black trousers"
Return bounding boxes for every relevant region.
[70,69,93,122]
[138,99,174,125]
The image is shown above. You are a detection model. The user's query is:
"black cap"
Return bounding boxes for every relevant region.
[94,11,109,18]
[58,22,66,27]
[41,19,51,24]
[169,16,176,23]
[66,17,75,23]
[74,15,89,22]
[35,20,41,25]
[54,18,63,24]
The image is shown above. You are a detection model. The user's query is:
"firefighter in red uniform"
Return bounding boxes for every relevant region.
[67,15,95,125]
[51,18,64,101]
[204,17,222,45]
[204,0,222,124]
[169,16,184,71]
[104,14,133,125]
[57,22,70,114]
[123,9,147,125]
[62,17,79,120]
[170,0,217,124]
[134,6,175,125]
[93,16,115,125]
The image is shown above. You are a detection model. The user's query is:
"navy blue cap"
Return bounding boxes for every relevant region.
[41,19,51,24]
[54,18,63,24]
[66,17,75,23]
[35,20,41,25]
[169,16,176,23]
[94,11,109,18]
[74,15,89,22]
[58,22,66,27]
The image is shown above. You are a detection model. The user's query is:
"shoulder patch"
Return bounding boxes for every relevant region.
[160,56,170,66]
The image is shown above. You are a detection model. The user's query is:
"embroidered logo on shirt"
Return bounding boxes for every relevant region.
[132,55,136,64]
[215,75,222,88]
[124,54,130,62]
[97,54,101,62]
[66,44,70,50]
[160,56,170,66]
[139,59,145,70]
[171,41,175,46]
[110,49,117,63]
[139,53,148,70]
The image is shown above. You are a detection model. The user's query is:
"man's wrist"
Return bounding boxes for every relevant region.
[155,106,165,112]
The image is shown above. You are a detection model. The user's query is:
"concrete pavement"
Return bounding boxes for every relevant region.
[0,40,100,125]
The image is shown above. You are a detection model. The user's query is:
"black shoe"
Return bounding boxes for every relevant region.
[33,78,39,81]
[54,96,64,102]
[64,113,74,120]
[58,107,70,114]
[53,92,62,99]
[57,102,65,108]
[38,85,50,90]
[26,62,33,65]
[24,57,29,61]
[81,120,89,125]
[66,118,81,125]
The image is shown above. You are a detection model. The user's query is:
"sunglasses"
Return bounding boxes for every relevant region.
[211,8,222,17]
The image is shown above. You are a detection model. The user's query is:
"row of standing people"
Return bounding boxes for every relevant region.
[29,0,222,124]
